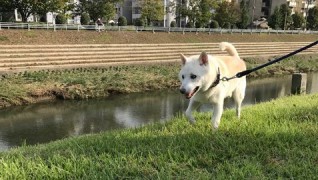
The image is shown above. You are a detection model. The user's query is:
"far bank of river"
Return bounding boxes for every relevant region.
[0,53,318,109]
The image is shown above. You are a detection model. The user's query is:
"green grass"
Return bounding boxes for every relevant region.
[0,94,317,179]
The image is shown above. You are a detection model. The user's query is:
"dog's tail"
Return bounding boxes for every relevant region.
[219,42,239,58]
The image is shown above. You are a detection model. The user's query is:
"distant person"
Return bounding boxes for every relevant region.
[96,18,104,32]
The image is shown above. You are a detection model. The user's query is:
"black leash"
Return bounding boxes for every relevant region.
[221,40,318,81]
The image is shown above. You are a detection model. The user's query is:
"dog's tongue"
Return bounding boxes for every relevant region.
[186,92,194,99]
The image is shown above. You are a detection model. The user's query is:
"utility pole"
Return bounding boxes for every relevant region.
[251,0,256,29]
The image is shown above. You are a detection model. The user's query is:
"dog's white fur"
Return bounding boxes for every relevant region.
[179,42,246,129]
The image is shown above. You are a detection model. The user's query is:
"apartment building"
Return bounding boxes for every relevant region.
[246,0,316,20]
[115,0,176,27]
[11,0,316,26]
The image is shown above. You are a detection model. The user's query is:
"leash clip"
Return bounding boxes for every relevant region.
[221,75,237,81]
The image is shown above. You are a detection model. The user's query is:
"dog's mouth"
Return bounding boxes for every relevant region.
[186,86,200,99]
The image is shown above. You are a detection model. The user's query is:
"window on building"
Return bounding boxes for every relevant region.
[134,7,142,14]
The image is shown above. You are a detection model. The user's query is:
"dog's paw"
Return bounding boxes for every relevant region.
[212,123,219,130]
[189,118,196,125]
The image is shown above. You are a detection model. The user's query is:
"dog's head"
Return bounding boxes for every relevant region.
[179,52,215,99]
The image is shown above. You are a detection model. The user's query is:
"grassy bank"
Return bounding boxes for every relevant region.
[0,93,317,178]
[0,30,318,44]
[1,54,318,108]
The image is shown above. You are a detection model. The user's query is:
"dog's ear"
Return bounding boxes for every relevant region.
[199,51,208,66]
[180,54,187,65]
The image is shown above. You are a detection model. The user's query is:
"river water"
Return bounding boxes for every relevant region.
[0,73,318,151]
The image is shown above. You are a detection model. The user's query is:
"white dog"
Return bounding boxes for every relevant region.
[179,42,246,129]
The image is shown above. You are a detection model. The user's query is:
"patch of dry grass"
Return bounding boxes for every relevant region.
[0,30,317,45]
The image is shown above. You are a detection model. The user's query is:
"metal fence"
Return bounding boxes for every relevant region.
[1,22,318,35]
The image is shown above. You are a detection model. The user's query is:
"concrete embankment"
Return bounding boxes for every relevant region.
[0,42,317,73]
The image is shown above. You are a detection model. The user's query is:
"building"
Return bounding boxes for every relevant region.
[246,0,317,20]
[11,0,317,27]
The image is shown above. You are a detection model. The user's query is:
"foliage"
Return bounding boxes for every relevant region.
[195,0,217,28]
[55,14,67,24]
[214,1,240,28]
[307,6,318,30]
[268,7,283,30]
[0,0,36,22]
[223,22,231,29]
[291,12,305,29]
[210,20,219,28]
[134,18,145,26]
[0,12,15,22]
[0,0,69,22]
[118,16,127,26]
[76,0,119,22]
[138,0,164,26]
[170,21,176,27]
[279,3,293,30]
[237,0,250,29]
[34,0,69,17]
[80,12,90,25]
[175,1,188,27]
[186,22,194,28]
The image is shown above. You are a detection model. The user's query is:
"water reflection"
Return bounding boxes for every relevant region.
[0,73,317,151]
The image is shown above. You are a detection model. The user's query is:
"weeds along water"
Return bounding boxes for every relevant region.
[0,54,318,109]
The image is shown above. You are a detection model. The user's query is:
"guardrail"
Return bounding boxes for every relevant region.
[1,22,318,35]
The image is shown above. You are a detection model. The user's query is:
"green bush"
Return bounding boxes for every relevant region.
[210,20,219,28]
[55,14,67,24]
[118,16,127,26]
[195,21,203,28]
[134,18,144,26]
[186,22,194,28]
[39,16,46,23]
[80,13,90,25]
[170,21,176,27]
[223,22,231,29]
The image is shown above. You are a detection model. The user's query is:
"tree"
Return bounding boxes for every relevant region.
[214,1,240,28]
[291,12,305,29]
[196,0,217,28]
[305,0,315,29]
[175,0,188,27]
[55,13,66,24]
[34,0,69,22]
[77,0,119,22]
[170,21,176,27]
[80,12,90,25]
[0,0,36,22]
[210,20,219,28]
[237,0,250,29]
[268,7,283,29]
[307,6,318,30]
[0,0,69,22]
[280,3,292,30]
[118,16,127,26]
[0,0,15,22]
[137,0,164,26]
[134,18,145,26]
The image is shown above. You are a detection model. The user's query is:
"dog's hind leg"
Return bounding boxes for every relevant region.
[185,100,201,124]
[233,79,246,118]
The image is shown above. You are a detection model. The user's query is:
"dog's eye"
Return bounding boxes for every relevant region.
[182,75,185,79]
[190,74,197,79]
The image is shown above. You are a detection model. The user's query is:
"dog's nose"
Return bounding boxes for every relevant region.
[180,88,186,94]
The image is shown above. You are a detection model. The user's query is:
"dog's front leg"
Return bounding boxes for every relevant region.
[185,99,200,124]
[211,100,224,129]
